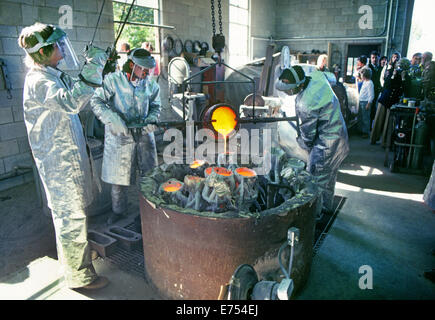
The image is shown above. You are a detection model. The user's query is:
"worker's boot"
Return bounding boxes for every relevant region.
[108,184,128,225]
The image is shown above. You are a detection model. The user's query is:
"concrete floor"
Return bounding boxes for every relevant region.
[297,136,435,299]
[0,133,434,300]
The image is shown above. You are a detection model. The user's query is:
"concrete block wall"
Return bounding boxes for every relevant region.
[0,0,114,191]
[273,0,413,73]
[275,0,387,39]
[250,0,276,60]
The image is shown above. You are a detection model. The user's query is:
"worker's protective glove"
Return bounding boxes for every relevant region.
[79,45,108,87]
[142,114,158,125]
[84,45,108,67]
[107,112,128,136]
[142,124,158,134]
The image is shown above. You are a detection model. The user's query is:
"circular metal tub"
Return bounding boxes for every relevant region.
[139,175,319,300]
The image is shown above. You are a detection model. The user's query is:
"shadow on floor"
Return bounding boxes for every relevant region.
[0,182,57,280]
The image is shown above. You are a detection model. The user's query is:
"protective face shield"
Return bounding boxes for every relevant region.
[276,67,305,96]
[24,26,80,70]
[130,63,154,85]
[128,48,156,84]
[56,35,80,70]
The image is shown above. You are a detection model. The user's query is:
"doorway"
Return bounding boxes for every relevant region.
[344,43,382,80]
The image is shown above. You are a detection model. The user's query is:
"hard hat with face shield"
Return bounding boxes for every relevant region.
[23,25,80,70]
[275,65,349,215]
[127,48,156,85]
[276,66,306,96]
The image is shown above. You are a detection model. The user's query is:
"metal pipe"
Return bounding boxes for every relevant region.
[385,0,394,56]
[246,52,281,65]
[113,20,176,30]
[401,0,410,55]
[267,36,389,42]
[288,242,294,278]
[126,116,298,128]
[188,80,253,85]
[392,0,399,44]
[278,241,290,279]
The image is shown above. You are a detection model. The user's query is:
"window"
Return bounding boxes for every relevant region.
[228,0,250,67]
[113,0,160,75]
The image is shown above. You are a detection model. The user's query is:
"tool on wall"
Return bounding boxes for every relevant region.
[163,35,174,52]
[0,58,12,99]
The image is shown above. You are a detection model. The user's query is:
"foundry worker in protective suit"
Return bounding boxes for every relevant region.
[91,48,161,225]
[276,66,349,218]
[18,22,109,290]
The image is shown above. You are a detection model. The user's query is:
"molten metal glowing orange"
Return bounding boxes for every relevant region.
[205,167,213,176]
[163,181,182,192]
[236,167,256,177]
[190,159,206,169]
[185,175,202,182]
[211,106,237,138]
[214,167,233,176]
[204,166,233,177]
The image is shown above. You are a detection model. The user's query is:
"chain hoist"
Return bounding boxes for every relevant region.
[211,0,225,57]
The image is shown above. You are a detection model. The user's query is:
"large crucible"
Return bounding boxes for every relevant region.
[139,152,320,299]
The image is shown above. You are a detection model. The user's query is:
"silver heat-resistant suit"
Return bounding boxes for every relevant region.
[294,70,349,212]
[23,65,99,287]
[90,71,161,214]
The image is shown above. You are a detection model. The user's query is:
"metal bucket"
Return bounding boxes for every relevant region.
[139,182,318,300]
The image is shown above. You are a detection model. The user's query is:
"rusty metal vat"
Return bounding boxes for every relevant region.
[139,183,319,300]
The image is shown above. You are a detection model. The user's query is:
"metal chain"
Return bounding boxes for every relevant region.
[211,0,216,36]
[218,0,222,35]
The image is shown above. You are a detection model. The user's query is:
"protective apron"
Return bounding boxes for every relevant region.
[295,70,350,212]
[22,65,97,288]
[91,71,161,186]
